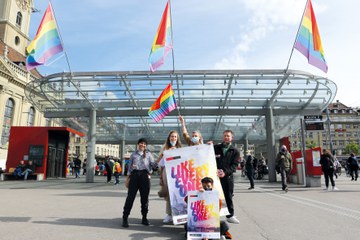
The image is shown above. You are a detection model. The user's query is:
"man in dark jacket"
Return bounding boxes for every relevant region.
[245,151,255,190]
[275,145,292,192]
[104,157,114,183]
[347,153,359,181]
[214,130,240,224]
[73,157,82,178]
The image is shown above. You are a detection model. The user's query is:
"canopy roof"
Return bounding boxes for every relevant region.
[26,69,337,145]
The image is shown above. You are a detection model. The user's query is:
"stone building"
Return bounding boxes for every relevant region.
[289,100,360,156]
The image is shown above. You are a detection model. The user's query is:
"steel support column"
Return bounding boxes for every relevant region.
[86,109,96,183]
[120,139,125,176]
[266,107,277,182]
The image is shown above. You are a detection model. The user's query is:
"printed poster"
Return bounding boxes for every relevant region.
[312,150,321,167]
[187,190,220,240]
[163,144,228,225]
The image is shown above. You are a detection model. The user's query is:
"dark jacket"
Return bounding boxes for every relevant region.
[319,153,334,172]
[245,155,255,171]
[214,143,240,176]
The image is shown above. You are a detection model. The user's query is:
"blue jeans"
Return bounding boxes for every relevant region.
[22,169,33,180]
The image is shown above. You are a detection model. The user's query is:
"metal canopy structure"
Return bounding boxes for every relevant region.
[26,69,337,145]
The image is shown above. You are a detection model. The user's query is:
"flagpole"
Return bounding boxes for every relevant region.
[49,0,72,73]
[168,0,181,117]
[285,0,309,73]
[168,0,176,73]
[48,0,95,109]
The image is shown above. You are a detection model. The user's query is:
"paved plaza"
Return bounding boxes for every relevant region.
[0,172,359,240]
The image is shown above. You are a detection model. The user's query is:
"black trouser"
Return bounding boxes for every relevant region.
[323,168,335,188]
[123,170,150,217]
[106,168,112,182]
[246,168,254,188]
[350,166,359,180]
[220,175,234,218]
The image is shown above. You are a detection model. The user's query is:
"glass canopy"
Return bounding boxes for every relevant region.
[26,69,337,145]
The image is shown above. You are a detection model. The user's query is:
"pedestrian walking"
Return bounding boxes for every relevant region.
[319,149,338,191]
[275,145,292,192]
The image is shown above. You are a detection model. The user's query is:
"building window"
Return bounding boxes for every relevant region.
[15,36,20,46]
[16,12,22,27]
[75,137,81,143]
[96,147,99,155]
[27,107,35,126]
[1,99,15,145]
[75,146,80,156]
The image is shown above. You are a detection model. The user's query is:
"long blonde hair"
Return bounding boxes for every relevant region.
[163,130,182,151]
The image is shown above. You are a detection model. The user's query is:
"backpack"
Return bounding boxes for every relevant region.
[114,163,122,173]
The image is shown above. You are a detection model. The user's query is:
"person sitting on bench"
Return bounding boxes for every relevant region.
[22,160,36,180]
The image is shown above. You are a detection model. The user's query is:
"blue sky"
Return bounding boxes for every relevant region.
[29,0,360,107]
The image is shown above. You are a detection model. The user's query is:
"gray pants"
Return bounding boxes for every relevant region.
[280,169,289,190]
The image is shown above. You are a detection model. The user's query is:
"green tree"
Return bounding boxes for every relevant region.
[306,140,317,149]
[344,142,359,155]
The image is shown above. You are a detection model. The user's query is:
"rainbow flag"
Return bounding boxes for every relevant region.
[148,0,173,72]
[294,0,327,73]
[148,84,177,122]
[26,3,63,70]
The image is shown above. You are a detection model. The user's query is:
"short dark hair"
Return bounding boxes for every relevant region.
[138,138,148,145]
[201,177,214,185]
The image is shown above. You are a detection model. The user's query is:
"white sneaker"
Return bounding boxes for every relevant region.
[220,235,226,240]
[332,186,339,191]
[226,216,240,224]
[323,187,329,191]
[163,215,172,223]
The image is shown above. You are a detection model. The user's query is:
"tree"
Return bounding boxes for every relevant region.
[306,140,317,149]
[344,142,359,155]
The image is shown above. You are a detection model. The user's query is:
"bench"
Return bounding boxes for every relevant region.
[1,168,44,181]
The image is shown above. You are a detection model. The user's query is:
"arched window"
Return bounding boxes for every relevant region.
[16,12,22,27]
[27,107,35,126]
[1,99,15,145]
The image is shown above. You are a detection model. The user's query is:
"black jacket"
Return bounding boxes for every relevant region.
[214,143,240,176]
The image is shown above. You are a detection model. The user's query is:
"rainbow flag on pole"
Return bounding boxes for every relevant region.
[148,0,173,72]
[148,84,177,122]
[26,3,63,70]
[294,0,328,73]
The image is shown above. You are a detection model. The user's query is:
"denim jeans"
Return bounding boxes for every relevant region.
[22,169,33,180]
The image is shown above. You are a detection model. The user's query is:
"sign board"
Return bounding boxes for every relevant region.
[304,115,324,131]
[187,190,220,239]
[163,144,228,225]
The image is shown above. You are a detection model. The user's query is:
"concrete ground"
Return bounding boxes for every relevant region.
[0,172,359,240]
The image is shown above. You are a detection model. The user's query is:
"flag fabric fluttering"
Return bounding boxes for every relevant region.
[26,3,63,70]
[148,84,177,122]
[148,0,173,72]
[294,0,328,73]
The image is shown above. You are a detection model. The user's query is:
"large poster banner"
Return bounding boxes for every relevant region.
[187,190,220,239]
[163,144,228,225]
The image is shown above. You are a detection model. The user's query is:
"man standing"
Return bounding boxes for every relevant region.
[73,157,82,178]
[245,151,255,190]
[213,130,240,224]
[347,153,359,181]
[275,145,292,192]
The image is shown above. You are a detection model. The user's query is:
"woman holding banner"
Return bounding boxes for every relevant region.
[179,115,203,146]
[157,130,182,223]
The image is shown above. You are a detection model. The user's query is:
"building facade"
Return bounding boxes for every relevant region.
[0,0,121,165]
[289,101,360,156]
